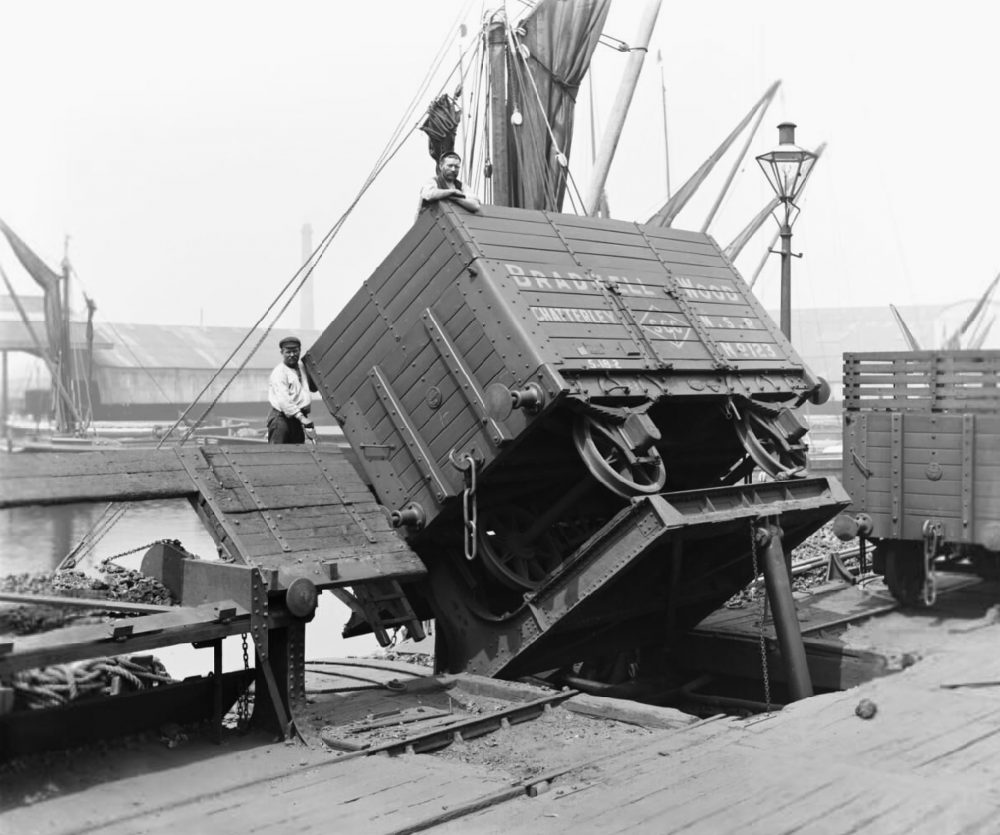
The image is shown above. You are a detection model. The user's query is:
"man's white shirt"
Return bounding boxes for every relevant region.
[268,363,311,417]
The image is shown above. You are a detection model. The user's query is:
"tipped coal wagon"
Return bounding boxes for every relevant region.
[305,201,849,683]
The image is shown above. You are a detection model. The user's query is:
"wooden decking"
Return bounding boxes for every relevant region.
[679,572,981,691]
[443,657,1000,832]
[5,577,1000,833]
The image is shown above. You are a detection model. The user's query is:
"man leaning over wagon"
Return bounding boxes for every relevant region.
[267,336,317,444]
[418,151,481,217]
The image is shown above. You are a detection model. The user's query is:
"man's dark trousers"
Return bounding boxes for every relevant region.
[267,409,305,444]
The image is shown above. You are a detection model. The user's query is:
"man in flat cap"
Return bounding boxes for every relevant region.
[418,151,481,218]
[267,336,317,444]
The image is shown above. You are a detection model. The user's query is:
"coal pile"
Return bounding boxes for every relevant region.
[725,523,856,609]
[0,560,176,636]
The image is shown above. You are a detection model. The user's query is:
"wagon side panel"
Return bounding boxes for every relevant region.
[842,351,1000,547]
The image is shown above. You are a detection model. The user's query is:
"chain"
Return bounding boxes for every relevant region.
[237,633,251,729]
[100,538,182,566]
[750,520,772,713]
[462,454,478,561]
[921,521,941,607]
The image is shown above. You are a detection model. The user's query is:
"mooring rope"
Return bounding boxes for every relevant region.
[12,656,175,710]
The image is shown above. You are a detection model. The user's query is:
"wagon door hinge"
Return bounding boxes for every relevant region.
[632,223,734,372]
[538,211,666,370]
[423,307,514,447]
[851,450,873,479]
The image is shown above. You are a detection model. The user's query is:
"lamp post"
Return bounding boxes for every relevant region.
[755,123,817,340]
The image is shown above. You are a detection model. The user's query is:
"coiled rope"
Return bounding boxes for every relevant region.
[13,655,175,710]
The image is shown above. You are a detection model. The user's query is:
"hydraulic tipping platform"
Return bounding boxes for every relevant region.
[429,476,849,689]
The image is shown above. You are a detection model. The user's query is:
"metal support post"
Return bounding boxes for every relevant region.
[757,520,813,700]
[252,627,293,740]
[1,349,8,436]
[212,639,223,744]
[250,621,307,741]
[779,223,792,340]
[487,20,510,207]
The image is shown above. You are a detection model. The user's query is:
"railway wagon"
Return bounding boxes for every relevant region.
[305,202,847,677]
[839,351,1000,605]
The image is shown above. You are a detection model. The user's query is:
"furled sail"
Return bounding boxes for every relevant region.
[421,93,462,162]
[0,217,64,361]
[490,0,610,210]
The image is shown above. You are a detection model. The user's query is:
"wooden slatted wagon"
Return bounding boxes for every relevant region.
[305,202,849,680]
[840,350,1000,605]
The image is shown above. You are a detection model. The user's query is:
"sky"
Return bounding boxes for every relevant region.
[2,0,999,343]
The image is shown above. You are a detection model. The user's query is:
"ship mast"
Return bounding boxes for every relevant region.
[487,17,511,207]
[585,0,663,216]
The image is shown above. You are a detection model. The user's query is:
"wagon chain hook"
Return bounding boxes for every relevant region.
[237,633,251,730]
[462,454,478,561]
[750,520,772,713]
[921,520,941,607]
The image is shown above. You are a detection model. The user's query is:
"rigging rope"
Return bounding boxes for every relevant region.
[464,36,487,195]
[169,126,421,448]
[13,656,175,710]
[160,1,480,446]
[505,22,564,211]
[43,3,486,569]
[506,17,590,214]
[58,502,130,570]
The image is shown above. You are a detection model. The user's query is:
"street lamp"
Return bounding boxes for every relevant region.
[755,123,817,340]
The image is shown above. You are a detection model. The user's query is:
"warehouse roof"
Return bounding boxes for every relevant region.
[91,323,322,371]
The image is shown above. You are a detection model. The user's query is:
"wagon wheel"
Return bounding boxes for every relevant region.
[478,506,565,591]
[572,415,667,499]
[732,409,807,480]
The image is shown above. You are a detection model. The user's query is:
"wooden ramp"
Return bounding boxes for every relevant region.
[0,444,425,591]
[0,444,427,746]
[174,444,422,586]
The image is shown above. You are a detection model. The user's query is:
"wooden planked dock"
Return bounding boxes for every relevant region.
[6,580,1000,833]
[678,572,982,691]
[0,449,193,507]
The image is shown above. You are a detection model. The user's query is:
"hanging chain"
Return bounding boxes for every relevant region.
[237,633,251,729]
[921,520,941,607]
[750,520,772,713]
[101,538,183,566]
[462,454,478,561]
